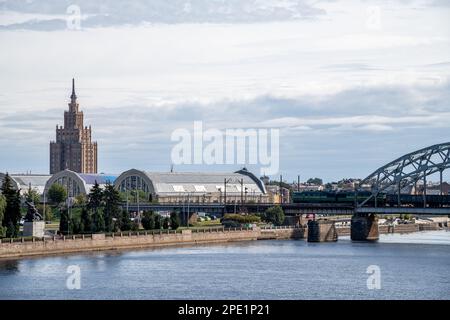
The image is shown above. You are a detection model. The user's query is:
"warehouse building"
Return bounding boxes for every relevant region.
[114,168,268,204]
[43,169,117,198]
[0,173,51,196]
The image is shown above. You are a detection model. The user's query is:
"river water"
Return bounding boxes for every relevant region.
[0,231,449,300]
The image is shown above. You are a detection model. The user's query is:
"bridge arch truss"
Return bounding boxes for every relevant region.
[358,142,450,207]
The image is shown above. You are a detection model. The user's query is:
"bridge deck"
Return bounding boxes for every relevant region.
[123,203,450,216]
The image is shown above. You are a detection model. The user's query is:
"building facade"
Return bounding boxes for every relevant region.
[50,79,97,174]
[114,168,269,204]
[44,170,117,198]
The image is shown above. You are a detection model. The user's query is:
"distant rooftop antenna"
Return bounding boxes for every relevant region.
[170,164,174,173]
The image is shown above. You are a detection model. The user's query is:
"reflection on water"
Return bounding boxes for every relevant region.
[0,231,449,300]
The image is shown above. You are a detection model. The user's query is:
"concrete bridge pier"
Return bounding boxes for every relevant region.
[307,219,338,242]
[351,213,379,241]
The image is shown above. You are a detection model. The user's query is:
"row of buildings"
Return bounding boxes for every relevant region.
[0,168,270,204]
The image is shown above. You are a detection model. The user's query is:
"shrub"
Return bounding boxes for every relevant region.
[141,211,155,230]
[48,184,67,205]
[263,206,285,226]
[154,214,162,229]
[222,214,261,224]
[163,217,170,230]
[170,211,181,230]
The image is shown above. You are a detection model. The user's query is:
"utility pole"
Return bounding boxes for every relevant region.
[126,189,129,213]
[240,178,244,205]
[224,178,227,206]
[187,193,190,228]
[137,191,140,223]
[423,172,427,208]
[440,169,444,208]
[43,192,46,222]
[297,175,300,192]
[279,175,283,204]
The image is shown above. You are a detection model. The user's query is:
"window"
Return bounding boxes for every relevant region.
[194,185,206,192]
[173,185,185,192]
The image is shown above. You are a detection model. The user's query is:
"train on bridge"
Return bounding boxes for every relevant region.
[292,191,450,207]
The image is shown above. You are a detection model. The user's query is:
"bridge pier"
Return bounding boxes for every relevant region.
[307,219,338,242]
[351,213,379,241]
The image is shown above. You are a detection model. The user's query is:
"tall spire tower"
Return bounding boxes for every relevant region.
[70,78,77,101]
[49,79,98,174]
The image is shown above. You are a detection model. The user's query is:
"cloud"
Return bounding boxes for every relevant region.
[1,82,449,180]
[0,0,327,30]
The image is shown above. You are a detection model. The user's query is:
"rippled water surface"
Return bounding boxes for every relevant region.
[0,230,449,299]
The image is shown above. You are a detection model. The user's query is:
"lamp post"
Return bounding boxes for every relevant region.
[224,178,232,214]
[43,192,46,222]
[126,189,129,213]
[187,193,190,228]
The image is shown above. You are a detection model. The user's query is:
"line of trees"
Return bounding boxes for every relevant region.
[141,211,181,231]
[0,174,22,238]
[57,182,137,235]
[53,182,182,235]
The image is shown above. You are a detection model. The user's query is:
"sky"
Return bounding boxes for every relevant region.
[0,0,449,183]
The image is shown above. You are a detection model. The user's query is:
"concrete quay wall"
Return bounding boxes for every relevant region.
[336,222,440,236]
[0,227,301,259]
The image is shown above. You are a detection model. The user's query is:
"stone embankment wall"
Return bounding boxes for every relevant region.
[0,226,302,259]
[336,222,441,236]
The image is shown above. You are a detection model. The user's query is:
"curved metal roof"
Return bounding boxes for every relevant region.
[114,169,266,196]
[0,173,50,194]
[44,170,118,196]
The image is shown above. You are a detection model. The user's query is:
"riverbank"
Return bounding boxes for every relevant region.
[0,226,304,259]
[336,221,444,236]
[0,221,446,259]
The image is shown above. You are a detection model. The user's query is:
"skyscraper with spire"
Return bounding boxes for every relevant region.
[50,79,98,174]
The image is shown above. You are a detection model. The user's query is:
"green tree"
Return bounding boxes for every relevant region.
[120,210,133,231]
[48,183,67,205]
[141,211,155,230]
[88,181,103,210]
[264,206,285,226]
[154,214,162,229]
[307,178,323,185]
[71,215,82,235]
[131,220,139,231]
[103,183,122,232]
[163,217,170,230]
[0,194,6,237]
[59,208,71,235]
[170,211,181,230]
[24,186,41,204]
[1,174,21,238]
[37,204,53,222]
[88,182,104,232]
[74,194,87,206]
[91,208,105,233]
[80,207,92,233]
